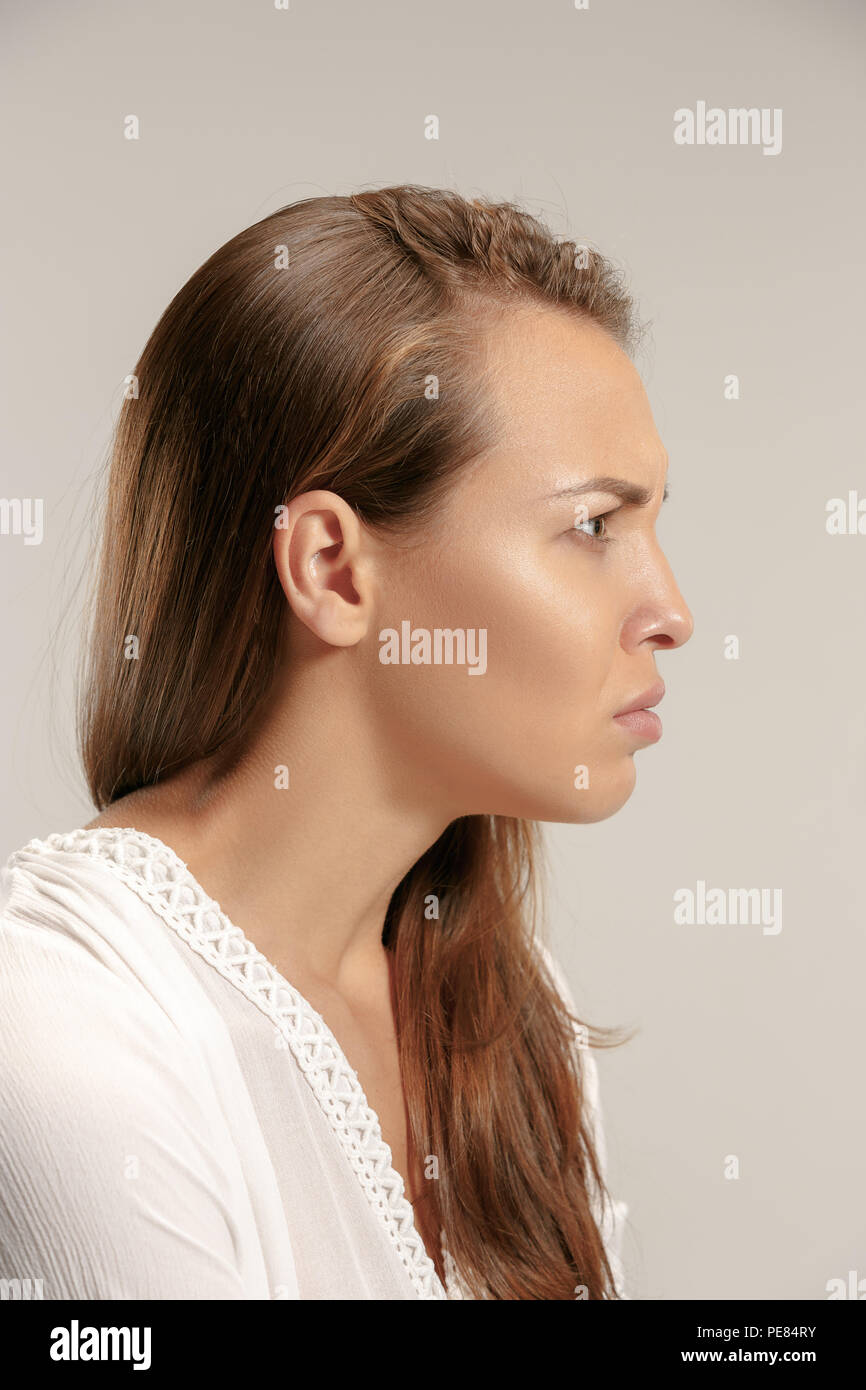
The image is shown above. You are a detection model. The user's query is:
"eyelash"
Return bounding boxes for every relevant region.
[571,511,615,547]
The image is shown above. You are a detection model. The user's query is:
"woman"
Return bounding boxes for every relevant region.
[0,185,693,1300]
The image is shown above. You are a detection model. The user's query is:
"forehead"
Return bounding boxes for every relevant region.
[476,307,663,492]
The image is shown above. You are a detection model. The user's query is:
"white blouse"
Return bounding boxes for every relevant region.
[0,826,629,1300]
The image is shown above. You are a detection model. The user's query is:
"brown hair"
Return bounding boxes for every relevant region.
[78,185,641,1299]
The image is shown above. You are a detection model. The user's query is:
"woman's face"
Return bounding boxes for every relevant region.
[370,307,694,825]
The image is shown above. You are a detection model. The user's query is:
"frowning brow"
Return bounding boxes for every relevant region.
[542,476,669,507]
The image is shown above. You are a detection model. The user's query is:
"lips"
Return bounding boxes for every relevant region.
[612,679,666,743]
[614,678,666,718]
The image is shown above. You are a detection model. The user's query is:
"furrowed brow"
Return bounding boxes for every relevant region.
[542,475,668,507]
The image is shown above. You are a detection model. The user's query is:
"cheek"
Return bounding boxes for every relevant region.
[371,538,633,819]
[405,535,617,747]
[468,539,616,711]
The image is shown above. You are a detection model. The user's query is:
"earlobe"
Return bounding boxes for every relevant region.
[272,490,371,649]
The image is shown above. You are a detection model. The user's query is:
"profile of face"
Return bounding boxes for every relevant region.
[275,308,694,827]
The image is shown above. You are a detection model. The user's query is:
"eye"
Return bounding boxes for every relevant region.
[571,510,613,546]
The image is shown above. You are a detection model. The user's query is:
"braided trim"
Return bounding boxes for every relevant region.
[18,826,452,1301]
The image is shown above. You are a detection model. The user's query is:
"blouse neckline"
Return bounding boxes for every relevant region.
[18,825,454,1301]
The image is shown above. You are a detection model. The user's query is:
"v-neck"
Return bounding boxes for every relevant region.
[24,825,455,1301]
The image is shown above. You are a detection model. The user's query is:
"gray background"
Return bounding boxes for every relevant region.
[1,0,863,1299]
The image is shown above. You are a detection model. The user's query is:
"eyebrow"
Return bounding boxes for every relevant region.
[542,475,669,507]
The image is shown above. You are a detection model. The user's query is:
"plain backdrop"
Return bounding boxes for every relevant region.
[1,0,864,1299]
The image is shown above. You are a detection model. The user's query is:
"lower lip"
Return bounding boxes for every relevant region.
[613,709,663,742]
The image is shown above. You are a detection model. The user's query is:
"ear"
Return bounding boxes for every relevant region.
[272,490,373,648]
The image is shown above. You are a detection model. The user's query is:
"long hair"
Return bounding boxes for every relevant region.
[77,184,642,1299]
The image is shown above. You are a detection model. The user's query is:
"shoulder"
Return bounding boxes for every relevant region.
[0,826,220,995]
[0,832,249,1297]
[0,830,213,1120]
[0,831,226,1160]
[0,834,186,1057]
[2,830,154,941]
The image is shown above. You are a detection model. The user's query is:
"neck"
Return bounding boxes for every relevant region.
[88,655,455,999]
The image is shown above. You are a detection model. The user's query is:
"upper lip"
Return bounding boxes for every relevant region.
[614,678,666,717]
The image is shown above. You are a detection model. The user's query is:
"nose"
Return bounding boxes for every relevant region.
[620,554,694,652]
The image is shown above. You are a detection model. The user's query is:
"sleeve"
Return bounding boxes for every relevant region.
[536,937,630,1300]
[0,871,250,1300]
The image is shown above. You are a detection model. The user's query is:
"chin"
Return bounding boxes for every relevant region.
[474,757,637,825]
[548,755,638,825]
